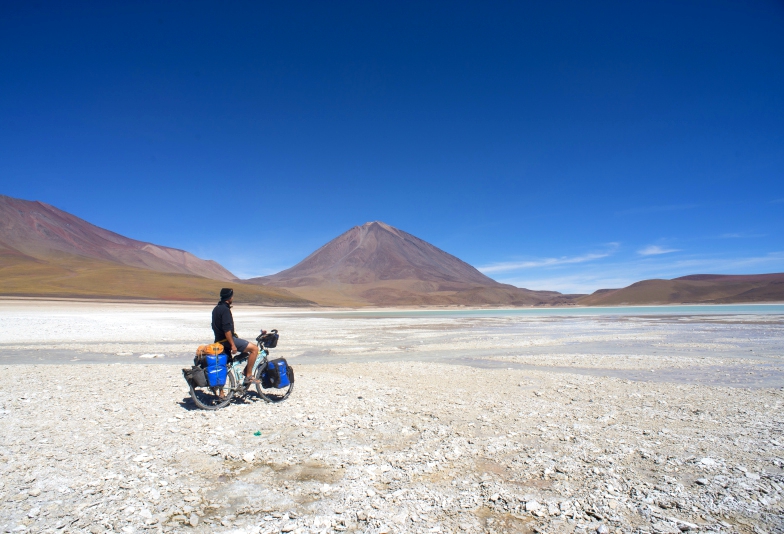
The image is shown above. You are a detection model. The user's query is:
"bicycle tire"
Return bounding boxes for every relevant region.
[254,363,294,403]
[189,368,236,410]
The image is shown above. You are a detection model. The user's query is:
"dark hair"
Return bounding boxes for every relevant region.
[219,288,234,301]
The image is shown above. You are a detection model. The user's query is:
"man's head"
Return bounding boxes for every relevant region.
[220,288,234,303]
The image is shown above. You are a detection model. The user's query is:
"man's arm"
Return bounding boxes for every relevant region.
[219,308,237,353]
[224,330,237,353]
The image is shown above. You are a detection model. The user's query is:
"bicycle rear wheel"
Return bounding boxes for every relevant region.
[254,363,294,403]
[189,369,236,410]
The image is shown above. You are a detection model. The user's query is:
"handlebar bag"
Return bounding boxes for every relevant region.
[260,331,279,348]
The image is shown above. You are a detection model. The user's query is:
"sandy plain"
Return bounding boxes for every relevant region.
[1,300,783,534]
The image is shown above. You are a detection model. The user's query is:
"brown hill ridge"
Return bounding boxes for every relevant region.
[577,273,784,306]
[0,195,235,280]
[0,195,312,305]
[246,221,575,306]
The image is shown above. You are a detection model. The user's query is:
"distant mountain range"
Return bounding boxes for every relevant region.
[578,273,784,306]
[0,195,312,305]
[246,221,575,306]
[0,195,234,280]
[1,194,781,306]
[247,222,784,306]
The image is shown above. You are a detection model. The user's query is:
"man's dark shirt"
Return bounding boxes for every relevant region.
[211,300,234,342]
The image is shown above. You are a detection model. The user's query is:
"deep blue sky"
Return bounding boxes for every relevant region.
[2,1,783,292]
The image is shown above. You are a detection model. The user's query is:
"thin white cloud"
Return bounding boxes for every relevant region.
[479,248,616,274]
[617,203,698,215]
[719,232,765,239]
[637,245,680,256]
[499,274,635,294]
[669,252,784,271]
[500,251,784,294]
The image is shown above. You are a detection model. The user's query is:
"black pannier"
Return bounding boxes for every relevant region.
[261,369,274,389]
[183,366,208,388]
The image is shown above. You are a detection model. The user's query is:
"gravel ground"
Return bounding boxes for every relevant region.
[1,362,783,534]
[2,301,783,533]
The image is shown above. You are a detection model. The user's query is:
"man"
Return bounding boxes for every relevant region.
[211,288,262,386]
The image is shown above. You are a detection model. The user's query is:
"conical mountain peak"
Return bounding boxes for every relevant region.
[262,222,494,287]
[247,222,559,306]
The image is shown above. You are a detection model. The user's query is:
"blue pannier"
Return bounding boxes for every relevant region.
[206,354,227,367]
[205,353,228,387]
[262,358,290,389]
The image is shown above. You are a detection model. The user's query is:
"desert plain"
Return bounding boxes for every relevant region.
[1,300,783,534]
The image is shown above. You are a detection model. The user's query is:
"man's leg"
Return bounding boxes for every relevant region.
[244,342,259,380]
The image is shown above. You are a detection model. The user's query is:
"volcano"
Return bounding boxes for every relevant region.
[247,221,573,306]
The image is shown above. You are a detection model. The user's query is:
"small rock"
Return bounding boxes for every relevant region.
[596,525,610,534]
[651,521,680,534]
[677,520,698,531]
[27,507,40,518]
[695,478,709,486]
[281,525,295,533]
[243,452,255,463]
[28,488,41,497]
[525,500,541,512]
[189,513,199,527]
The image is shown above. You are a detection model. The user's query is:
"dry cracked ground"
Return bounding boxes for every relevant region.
[2,361,783,534]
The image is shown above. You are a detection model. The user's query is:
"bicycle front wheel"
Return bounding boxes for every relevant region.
[254,364,294,403]
[189,369,236,410]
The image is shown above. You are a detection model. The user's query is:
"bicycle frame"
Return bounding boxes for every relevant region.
[227,348,270,394]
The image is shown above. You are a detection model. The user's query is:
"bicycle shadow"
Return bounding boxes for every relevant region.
[176,390,267,411]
